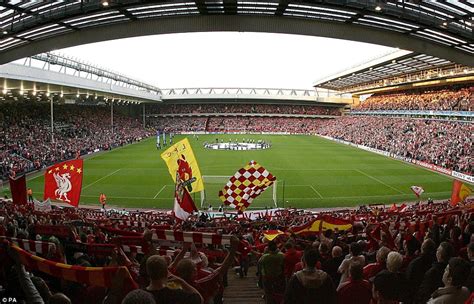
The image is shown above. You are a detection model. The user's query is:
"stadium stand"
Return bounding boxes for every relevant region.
[0,197,473,304]
[0,103,150,180]
[355,85,473,112]
[316,116,472,175]
[1,91,472,303]
[148,116,323,134]
[150,104,341,116]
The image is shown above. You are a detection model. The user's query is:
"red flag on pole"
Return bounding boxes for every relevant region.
[44,159,84,207]
[9,174,27,205]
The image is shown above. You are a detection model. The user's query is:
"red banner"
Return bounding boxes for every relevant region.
[44,159,84,207]
[9,175,27,205]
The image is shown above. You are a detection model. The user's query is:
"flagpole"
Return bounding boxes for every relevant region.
[142,103,146,128]
[282,180,285,208]
[50,96,54,143]
[111,98,114,134]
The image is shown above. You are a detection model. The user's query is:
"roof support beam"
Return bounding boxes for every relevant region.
[223,0,237,15]
[275,0,289,16]
[0,15,472,66]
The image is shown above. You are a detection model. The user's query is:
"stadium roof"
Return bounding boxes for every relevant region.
[0,52,161,103]
[313,49,474,93]
[0,1,472,65]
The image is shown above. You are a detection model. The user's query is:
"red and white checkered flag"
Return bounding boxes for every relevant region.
[218,161,276,212]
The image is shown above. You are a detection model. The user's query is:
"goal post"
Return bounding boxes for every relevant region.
[200,175,278,209]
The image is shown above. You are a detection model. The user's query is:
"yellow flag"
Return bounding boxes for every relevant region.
[160,138,204,193]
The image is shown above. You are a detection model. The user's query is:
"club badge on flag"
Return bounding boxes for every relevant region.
[410,185,424,198]
[450,180,472,206]
[44,159,83,207]
[218,161,276,212]
[161,138,204,193]
[173,172,198,221]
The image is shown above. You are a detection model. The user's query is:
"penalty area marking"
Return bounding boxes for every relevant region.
[310,185,324,199]
[153,185,167,199]
[354,169,405,195]
[82,169,121,190]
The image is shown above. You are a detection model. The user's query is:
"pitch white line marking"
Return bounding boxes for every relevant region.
[25,139,152,182]
[29,174,43,181]
[354,169,405,195]
[310,185,324,199]
[82,169,121,190]
[153,185,167,199]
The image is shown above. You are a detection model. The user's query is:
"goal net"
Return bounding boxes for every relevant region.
[200,175,278,209]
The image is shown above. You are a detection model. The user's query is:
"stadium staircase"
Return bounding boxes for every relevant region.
[224,265,264,303]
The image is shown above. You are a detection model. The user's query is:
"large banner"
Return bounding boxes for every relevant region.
[44,159,84,207]
[160,138,204,193]
[9,174,27,205]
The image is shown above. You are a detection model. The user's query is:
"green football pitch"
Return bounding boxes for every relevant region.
[5,134,454,209]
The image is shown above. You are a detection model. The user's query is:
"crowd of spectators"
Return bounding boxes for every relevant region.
[0,103,151,180]
[148,116,325,134]
[317,116,472,175]
[0,197,473,304]
[148,117,207,133]
[355,85,473,111]
[206,117,322,133]
[150,103,341,116]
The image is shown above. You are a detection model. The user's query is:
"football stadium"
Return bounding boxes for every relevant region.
[0,1,473,304]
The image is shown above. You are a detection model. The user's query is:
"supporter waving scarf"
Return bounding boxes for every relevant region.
[34,225,72,238]
[99,225,143,236]
[0,236,55,255]
[10,244,137,291]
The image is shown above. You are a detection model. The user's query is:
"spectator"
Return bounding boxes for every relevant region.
[464,242,474,292]
[372,271,399,304]
[284,242,303,281]
[284,248,336,304]
[406,238,437,301]
[338,242,366,287]
[122,289,156,304]
[427,257,471,304]
[324,245,344,285]
[384,251,410,302]
[416,241,455,303]
[145,255,203,304]
[337,262,371,304]
[259,241,285,304]
[363,246,390,281]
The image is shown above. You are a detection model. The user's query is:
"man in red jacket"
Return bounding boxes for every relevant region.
[284,242,302,281]
[337,262,372,304]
